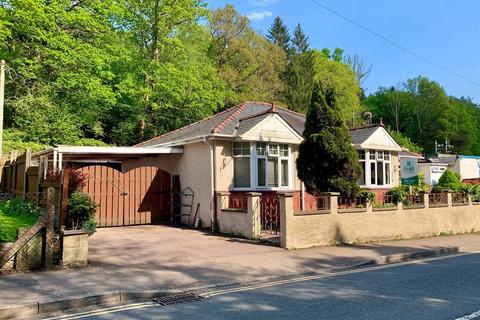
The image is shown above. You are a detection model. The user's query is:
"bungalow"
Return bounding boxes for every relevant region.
[419,154,480,185]
[136,101,402,228]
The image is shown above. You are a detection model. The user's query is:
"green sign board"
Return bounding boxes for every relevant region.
[400,158,419,186]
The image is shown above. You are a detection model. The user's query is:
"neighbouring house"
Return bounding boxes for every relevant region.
[349,125,402,200]
[419,154,480,186]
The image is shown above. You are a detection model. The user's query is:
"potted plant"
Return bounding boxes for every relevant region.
[62,191,98,267]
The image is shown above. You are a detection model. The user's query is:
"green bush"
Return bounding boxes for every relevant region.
[4,198,40,216]
[436,169,462,191]
[359,190,376,204]
[386,185,409,205]
[471,185,480,202]
[67,191,98,233]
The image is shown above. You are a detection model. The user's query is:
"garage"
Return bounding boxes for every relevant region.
[31,145,183,227]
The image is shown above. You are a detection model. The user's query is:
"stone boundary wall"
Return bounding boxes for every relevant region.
[216,192,261,239]
[280,193,480,249]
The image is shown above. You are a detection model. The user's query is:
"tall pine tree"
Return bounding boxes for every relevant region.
[292,23,308,53]
[267,16,290,53]
[283,23,315,113]
[297,82,361,197]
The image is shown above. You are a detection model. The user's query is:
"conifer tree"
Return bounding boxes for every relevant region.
[267,16,291,53]
[292,23,309,54]
[296,82,361,197]
[283,23,315,112]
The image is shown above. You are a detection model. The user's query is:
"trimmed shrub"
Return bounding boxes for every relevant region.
[436,170,462,191]
[66,191,98,233]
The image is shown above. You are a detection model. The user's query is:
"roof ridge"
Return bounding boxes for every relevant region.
[212,102,249,133]
[238,108,277,122]
[349,123,383,131]
[134,104,240,147]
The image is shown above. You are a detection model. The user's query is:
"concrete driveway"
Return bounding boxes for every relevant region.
[88,225,284,270]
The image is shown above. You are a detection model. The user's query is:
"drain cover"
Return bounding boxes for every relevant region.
[153,292,204,306]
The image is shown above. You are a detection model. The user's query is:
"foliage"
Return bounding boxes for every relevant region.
[386,185,410,206]
[436,169,462,191]
[387,128,423,153]
[364,78,480,154]
[267,16,290,53]
[68,169,88,195]
[359,190,376,204]
[312,50,363,126]
[66,191,98,232]
[3,129,48,154]
[0,199,39,243]
[297,83,361,197]
[470,185,480,202]
[209,5,285,105]
[417,172,429,192]
[82,217,97,235]
[282,24,315,113]
[0,0,476,154]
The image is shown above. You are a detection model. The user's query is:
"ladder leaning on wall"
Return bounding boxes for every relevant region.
[173,187,194,225]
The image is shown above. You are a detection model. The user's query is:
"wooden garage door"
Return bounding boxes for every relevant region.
[77,165,171,227]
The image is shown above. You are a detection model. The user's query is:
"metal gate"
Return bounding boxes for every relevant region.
[260,194,280,234]
[77,165,171,227]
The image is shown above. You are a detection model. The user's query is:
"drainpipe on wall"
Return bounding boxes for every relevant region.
[301,182,305,211]
[203,136,217,231]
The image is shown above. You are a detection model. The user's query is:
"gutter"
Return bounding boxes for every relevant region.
[144,133,236,149]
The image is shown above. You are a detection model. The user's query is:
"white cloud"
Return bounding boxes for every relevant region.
[247,10,273,21]
[249,0,277,7]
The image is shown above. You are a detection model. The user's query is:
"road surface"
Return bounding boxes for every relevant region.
[43,252,480,320]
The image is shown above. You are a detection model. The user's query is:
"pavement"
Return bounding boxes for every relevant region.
[52,252,480,320]
[1,226,480,318]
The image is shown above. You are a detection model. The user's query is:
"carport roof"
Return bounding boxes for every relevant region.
[32,145,183,159]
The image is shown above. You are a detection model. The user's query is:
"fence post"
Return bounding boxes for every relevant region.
[447,192,452,207]
[44,187,56,268]
[423,192,430,209]
[279,192,293,249]
[247,192,261,239]
[60,168,70,228]
[329,192,340,214]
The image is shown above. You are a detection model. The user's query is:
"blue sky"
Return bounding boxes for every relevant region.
[207,0,480,103]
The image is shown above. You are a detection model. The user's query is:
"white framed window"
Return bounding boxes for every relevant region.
[233,142,291,190]
[359,149,392,188]
[233,142,251,188]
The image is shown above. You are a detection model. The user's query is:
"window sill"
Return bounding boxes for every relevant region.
[221,208,248,213]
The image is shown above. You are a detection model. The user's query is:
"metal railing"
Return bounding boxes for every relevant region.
[429,192,449,206]
[299,195,331,213]
[338,196,367,209]
[220,193,248,211]
[260,195,280,234]
[452,193,468,205]
[405,194,425,207]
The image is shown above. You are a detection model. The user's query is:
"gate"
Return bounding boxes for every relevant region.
[77,165,171,227]
[260,194,280,234]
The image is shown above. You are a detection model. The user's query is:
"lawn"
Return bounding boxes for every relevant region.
[0,199,39,243]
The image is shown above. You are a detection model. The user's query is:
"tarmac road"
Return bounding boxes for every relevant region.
[42,252,480,320]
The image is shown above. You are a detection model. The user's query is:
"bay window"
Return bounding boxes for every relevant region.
[358,149,392,188]
[233,142,291,189]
